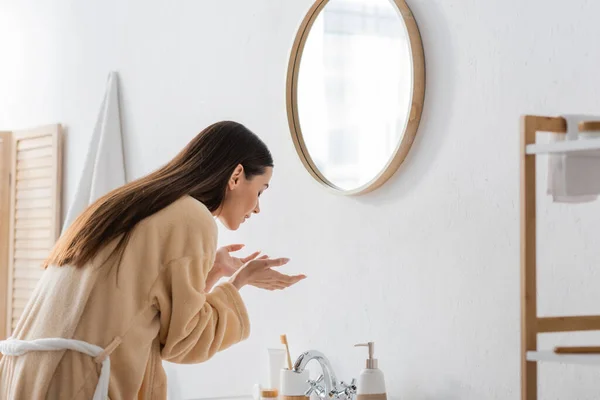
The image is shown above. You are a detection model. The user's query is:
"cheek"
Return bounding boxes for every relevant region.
[243,187,260,212]
[227,188,257,217]
[245,192,258,212]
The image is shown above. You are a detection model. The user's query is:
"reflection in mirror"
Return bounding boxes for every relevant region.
[297,0,414,191]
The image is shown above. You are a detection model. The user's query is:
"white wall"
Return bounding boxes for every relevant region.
[2,0,600,399]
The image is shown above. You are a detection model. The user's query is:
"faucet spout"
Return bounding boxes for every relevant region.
[293,350,339,397]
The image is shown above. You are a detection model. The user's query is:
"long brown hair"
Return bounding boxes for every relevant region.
[44,121,273,269]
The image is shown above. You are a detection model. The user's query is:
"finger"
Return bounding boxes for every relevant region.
[253,280,273,284]
[262,258,290,268]
[253,276,304,290]
[278,275,306,286]
[249,281,272,289]
[241,251,261,263]
[255,283,278,291]
[276,280,302,290]
[251,281,286,291]
[246,256,269,265]
[253,281,280,288]
[225,244,245,253]
[250,271,304,286]
[268,270,306,282]
[290,274,307,283]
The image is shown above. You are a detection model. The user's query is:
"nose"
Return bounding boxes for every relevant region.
[253,200,260,214]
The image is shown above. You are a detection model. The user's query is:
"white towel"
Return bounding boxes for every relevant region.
[62,71,127,231]
[547,114,600,203]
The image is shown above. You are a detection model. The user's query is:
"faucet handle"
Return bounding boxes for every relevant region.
[339,379,357,399]
[305,375,325,398]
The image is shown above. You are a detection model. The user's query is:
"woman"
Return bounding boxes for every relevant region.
[0,121,305,399]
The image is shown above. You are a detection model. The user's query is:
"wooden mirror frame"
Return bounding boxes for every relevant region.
[286,0,425,195]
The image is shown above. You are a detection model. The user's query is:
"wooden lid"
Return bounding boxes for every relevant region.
[261,389,279,398]
[578,121,600,132]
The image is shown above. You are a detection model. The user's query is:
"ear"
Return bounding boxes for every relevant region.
[228,164,245,190]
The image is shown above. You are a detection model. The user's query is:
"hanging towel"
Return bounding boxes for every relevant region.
[62,71,127,231]
[547,114,600,203]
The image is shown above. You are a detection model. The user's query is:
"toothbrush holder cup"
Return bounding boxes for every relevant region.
[280,369,310,399]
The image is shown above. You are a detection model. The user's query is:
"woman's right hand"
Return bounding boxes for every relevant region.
[229,257,306,291]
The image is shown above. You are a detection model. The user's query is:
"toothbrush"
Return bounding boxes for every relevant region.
[280,334,293,370]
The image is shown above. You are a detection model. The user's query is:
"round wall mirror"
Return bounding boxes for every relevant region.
[286,0,425,195]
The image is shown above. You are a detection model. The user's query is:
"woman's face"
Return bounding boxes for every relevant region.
[216,165,273,230]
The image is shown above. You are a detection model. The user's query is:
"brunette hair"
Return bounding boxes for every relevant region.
[44,121,273,268]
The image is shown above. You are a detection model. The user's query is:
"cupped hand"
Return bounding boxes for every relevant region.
[229,256,306,291]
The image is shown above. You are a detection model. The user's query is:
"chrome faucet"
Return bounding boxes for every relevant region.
[293,350,357,400]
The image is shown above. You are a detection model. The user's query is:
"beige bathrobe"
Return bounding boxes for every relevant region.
[0,195,250,399]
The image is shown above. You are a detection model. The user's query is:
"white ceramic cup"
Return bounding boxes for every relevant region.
[280,369,310,396]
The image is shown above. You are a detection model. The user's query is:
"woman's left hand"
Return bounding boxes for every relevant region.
[213,244,261,278]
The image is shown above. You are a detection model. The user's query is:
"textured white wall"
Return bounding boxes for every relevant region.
[2,0,600,399]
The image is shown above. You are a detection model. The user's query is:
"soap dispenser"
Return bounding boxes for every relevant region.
[354,342,387,400]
